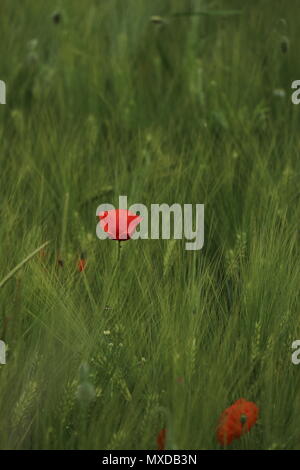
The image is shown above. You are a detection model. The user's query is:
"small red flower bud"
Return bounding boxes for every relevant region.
[156,428,167,450]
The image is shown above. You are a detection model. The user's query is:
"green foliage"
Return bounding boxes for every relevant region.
[0,0,300,450]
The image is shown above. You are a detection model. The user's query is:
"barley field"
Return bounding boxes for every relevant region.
[1,0,300,450]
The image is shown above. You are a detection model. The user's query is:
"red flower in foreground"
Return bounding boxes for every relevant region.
[78,258,87,272]
[39,248,47,259]
[157,428,167,450]
[217,398,259,446]
[98,209,142,241]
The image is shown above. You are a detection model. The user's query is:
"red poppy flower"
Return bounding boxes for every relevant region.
[78,259,87,272]
[157,428,167,450]
[98,209,142,241]
[217,398,259,446]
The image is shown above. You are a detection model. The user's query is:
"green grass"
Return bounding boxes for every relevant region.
[1,0,300,450]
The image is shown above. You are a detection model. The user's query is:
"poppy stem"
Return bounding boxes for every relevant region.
[117,241,121,262]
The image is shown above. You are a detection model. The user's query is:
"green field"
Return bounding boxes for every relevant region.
[1,0,300,450]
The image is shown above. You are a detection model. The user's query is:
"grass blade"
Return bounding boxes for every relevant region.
[0,240,51,289]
